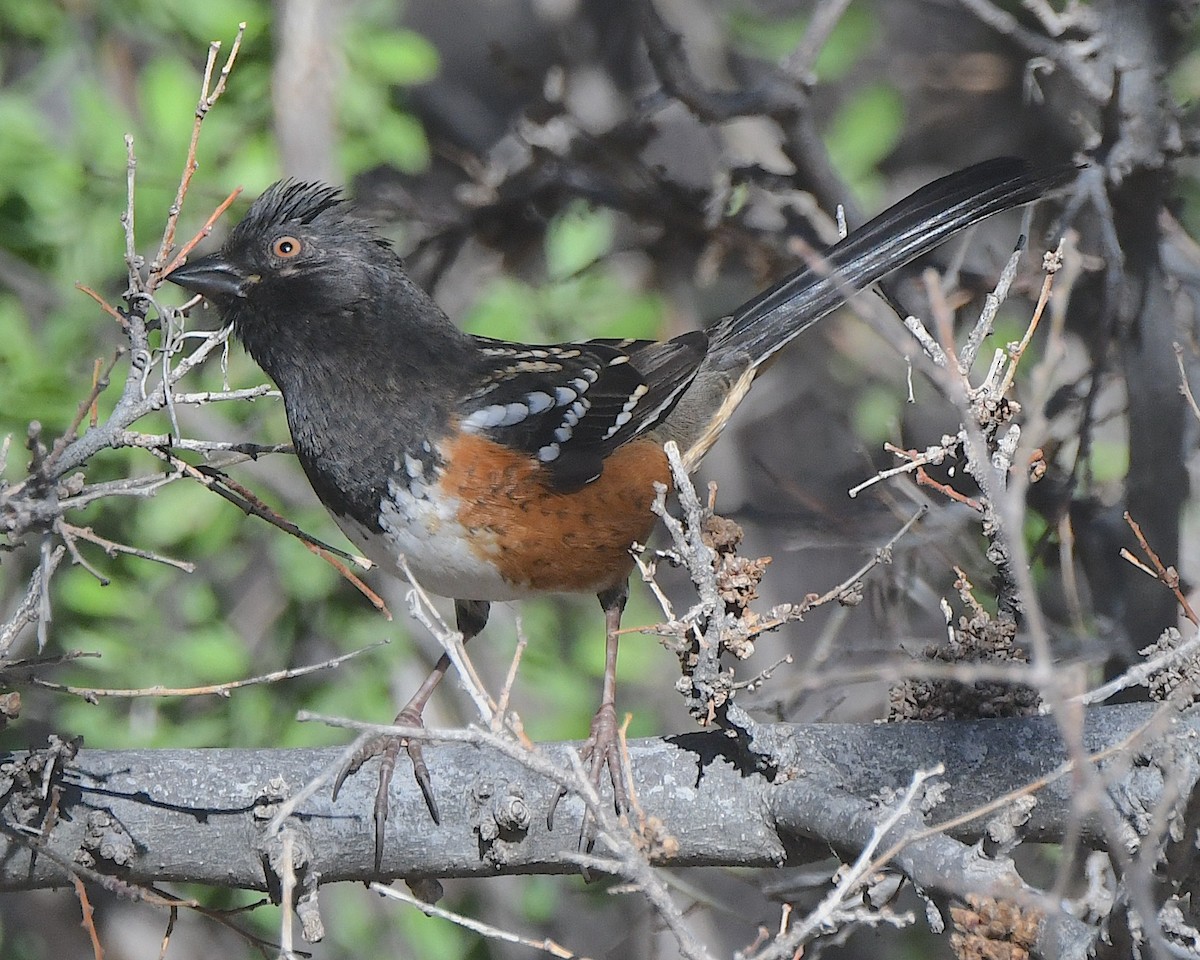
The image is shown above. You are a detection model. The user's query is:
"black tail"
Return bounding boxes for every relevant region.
[714,157,1076,368]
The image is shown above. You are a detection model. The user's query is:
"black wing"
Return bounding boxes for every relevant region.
[459,331,708,489]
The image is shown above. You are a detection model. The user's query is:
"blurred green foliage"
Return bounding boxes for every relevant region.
[0,5,686,953]
[852,383,902,448]
[0,1,1097,957]
[729,3,875,80]
[729,3,897,200]
[465,204,665,343]
[0,5,446,954]
[0,2,430,434]
[823,83,904,199]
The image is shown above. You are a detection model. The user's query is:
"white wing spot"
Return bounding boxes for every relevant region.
[525,391,554,414]
[499,402,529,426]
[462,404,507,432]
[554,386,576,405]
[538,443,561,462]
[602,408,636,440]
[602,385,650,441]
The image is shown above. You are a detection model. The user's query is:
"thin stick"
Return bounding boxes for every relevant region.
[995,242,1062,397]
[29,642,388,701]
[370,882,583,958]
[1174,341,1200,423]
[1123,511,1198,625]
[74,284,128,328]
[158,186,243,279]
[58,520,195,573]
[152,24,247,277]
[46,349,125,469]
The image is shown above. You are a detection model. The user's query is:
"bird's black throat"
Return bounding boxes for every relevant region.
[233,290,471,533]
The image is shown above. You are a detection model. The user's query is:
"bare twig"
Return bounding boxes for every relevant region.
[1122,511,1198,626]
[74,285,128,329]
[959,242,1025,374]
[780,0,855,85]
[371,882,583,958]
[157,186,244,280]
[27,641,386,701]
[1173,341,1200,423]
[0,545,64,659]
[151,24,247,278]
[398,555,495,724]
[765,766,942,954]
[994,242,1062,397]
[58,520,195,574]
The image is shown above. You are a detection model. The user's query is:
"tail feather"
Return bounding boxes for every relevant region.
[713,157,1076,368]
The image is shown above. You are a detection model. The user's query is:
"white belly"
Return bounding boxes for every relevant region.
[333,476,536,602]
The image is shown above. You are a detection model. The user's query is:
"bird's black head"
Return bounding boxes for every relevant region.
[165,180,470,502]
[166,180,400,329]
[165,179,473,395]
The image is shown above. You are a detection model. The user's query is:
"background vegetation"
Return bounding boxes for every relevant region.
[2,0,1199,958]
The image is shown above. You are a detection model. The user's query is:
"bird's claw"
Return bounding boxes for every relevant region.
[547,701,630,847]
[331,707,440,872]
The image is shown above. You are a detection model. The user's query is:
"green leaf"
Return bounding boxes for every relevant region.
[853,385,901,446]
[543,274,664,340]
[0,1,66,40]
[339,104,430,177]
[825,83,904,194]
[218,131,281,196]
[368,111,431,174]
[134,481,237,550]
[728,4,873,80]
[351,30,440,85]
[1089,439,1128,484]
[728,8,808,61]
[545,203,615,281]
[168,0,268,46]
[521,876,561,923]
[398,901,470,957]
[138,56,202,153]
[270,531,340,599]
[462,277,542,341]
[176,622,249,681]
[812,7,875,80]
[57,567,137,618]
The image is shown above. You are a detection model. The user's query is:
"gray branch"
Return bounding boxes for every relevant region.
[0,704,1186,899]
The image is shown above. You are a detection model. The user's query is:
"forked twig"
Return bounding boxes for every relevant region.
[151,23,247,279]
[1121,511,1198,626]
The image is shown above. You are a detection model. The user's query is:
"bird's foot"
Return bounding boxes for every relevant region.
[332,705,439,872]
[547,701,630,846]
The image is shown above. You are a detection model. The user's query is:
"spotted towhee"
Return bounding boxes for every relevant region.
[168,156,1073,861]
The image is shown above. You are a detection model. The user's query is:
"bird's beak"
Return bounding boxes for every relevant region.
[167,253,254,301]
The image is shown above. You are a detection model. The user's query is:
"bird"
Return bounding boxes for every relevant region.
[168,156,1073,864]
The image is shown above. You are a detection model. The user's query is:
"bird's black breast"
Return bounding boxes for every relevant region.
[263,337,459,534]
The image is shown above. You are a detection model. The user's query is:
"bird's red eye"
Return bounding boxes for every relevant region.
[272,236,302,258]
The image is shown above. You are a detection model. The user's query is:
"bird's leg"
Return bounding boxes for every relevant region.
[548,581,631,834]
[333,597,490,871]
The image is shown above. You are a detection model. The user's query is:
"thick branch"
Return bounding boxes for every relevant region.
[0,703,1185,894]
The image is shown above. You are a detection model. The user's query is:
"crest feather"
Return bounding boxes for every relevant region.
[245,180,346,228]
